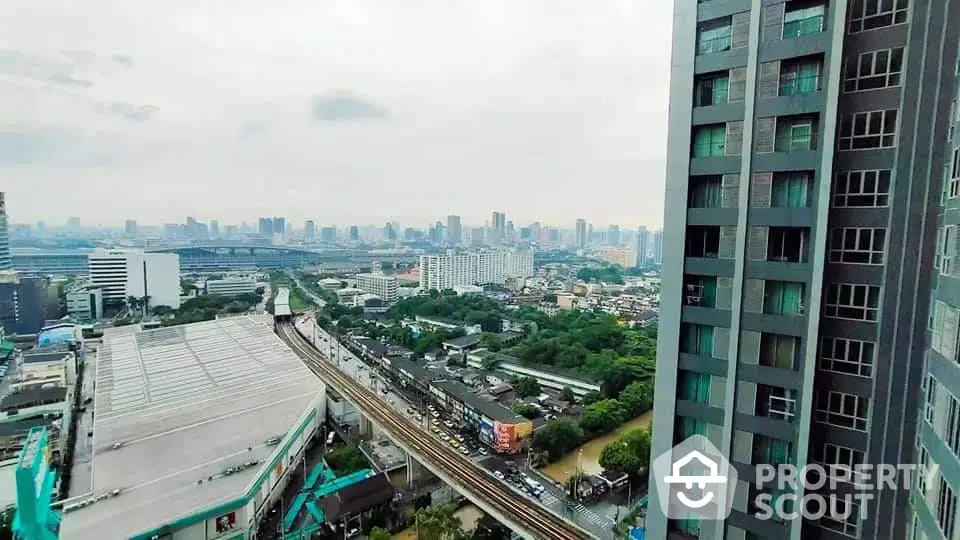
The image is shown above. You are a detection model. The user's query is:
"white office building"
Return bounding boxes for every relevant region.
[419,248,534,291]
[88,249,181,309]
[205,278,258,297]
[66,285,104,322]
[354,273,398,304]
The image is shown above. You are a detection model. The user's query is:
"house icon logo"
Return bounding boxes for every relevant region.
[652,434,737,520]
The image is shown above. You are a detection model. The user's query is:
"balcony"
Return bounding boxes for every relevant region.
[685,226,721,258]
[763,281,806,317]
[759,333,801,370]
[782,4,826,39]
[774,117,818,152]
[755,384,797,422]
[688,176,723,208]
[697,18,733,56]
[752,435,794,467]
[779,59,823,96]
[767,227,809,263]
[683,275,718,308]
[677,370,712,404]
[679,323,714,357]
[694,72,729,107]
[691,124,727,157]
[771,173,812,208]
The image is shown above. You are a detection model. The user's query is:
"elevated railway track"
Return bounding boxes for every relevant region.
[276,318,595,540]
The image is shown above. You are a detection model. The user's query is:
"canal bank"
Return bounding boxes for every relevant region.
[540,410,652,483]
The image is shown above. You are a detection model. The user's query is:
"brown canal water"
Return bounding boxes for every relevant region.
[540,411,653,483]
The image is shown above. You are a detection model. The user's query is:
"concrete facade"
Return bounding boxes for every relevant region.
[650,1,960,539]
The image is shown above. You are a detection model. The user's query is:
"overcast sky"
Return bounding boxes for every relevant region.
[0,0,671,230]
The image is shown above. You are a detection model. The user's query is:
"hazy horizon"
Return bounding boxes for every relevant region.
[0,1,672,228]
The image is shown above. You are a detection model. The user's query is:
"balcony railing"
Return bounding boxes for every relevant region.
[779,74,822,96]
[692,141,726,157]
[697,34,732,55]
[782,15,825,38]
[774,131,817,152]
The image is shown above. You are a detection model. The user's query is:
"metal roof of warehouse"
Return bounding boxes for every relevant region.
[59,315,323,540]
[430,379,525,424]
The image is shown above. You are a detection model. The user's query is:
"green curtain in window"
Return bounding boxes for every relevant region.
[782,283,804,315]
[702,278,717,307]
[680,372,698,401]
[712,76,729,104]
[693,127,725,157]
[772,175,809,207]
[698,325,714,355]
[695,373,710,403]
[676,517,700,535]
[783,6,825,38]
[693,181,721,207]
[770,439,792,466]
[797,63,820,93]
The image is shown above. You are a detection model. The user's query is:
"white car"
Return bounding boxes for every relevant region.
[443,420,454,428]
[479,448,489,456]
[431,418,440,425]
[440,434,450,441]
[431,411,440,418]
[494,471,504,480]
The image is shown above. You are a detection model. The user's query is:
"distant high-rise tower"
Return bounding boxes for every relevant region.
[321,227,337,244]
[384,222,397,242]
[607,225,620,246]
[635,227,648,268]
[651,229,662,266]
[0,193,9,270]
[446,215,462,245]
[349,226,359,242]
[491,212,506,243]
[258,217,272,236]
[272,217,285,237]
[304,220,316,243]
[505,221,515,244]
[209,220,220,238]
[124,220,138,236]
[574,219,588,249]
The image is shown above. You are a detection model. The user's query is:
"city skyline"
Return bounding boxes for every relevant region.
[0,1,671,228]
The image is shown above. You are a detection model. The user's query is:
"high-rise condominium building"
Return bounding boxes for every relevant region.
[650,2,959,540]
[88,249,182,310]
[349,225,359,242]
[608,224,621,245]
[651,228,663,266]
[446,215,462,245]
[304,220,316,242]
[418,248,534,291]
[636,226,649,267]
[124,220,138,235]
[575,218,588,249]
[491,211,506,243]
[0,193,9,271]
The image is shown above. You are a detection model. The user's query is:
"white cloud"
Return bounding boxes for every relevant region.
[0,0,671,229]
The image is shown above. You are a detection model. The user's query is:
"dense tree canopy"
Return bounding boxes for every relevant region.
[514,376,541,398]
[577,264,625,284]
[325,445,369,475]
[580,399,628,435]
[532,418,585,461]
[511,403,539,419]
[598,428,652,477]
[415,504,466,540]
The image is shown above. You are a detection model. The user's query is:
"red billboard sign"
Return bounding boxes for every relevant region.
[494,422,516,452]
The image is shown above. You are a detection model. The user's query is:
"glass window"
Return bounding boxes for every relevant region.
[833,170,891,207]
[848,0,910,33]
[763,281,805,316]
[815,391,869,431]
[772,173,812,207]
[828,227,886,265]
[697,18,732,55]
[780,60,822,96]
[695,73,730,106]
[824,283,881,321]
[843,48,904,92]
[688,176,723,208]
[838,109,898,150]
[820,337,875,377]
[692,125,726,157]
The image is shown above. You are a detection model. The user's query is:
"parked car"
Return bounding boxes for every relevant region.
[494,471,505,480]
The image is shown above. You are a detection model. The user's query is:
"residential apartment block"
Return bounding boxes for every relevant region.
[418,249,534,291]
[88,249,181,309]
[650,1,959,540]
[354,273,399,304]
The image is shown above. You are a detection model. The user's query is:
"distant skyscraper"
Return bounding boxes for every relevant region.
[505,221,515,244]
[304,220,316,243]
[349,225,359,242]
[258,217,273,236]
[272,217,285,238]
[574,219,588,249]
[446,215,462,245]
[635,227,648,267]
[66,217,81,231]
[491,212,506,244]
[429,222,444,244]
[209,220,220,238]
[124,220,138,235]
[607,225,620,246]
[470,227,485,247]
[651,229,662,266]
[0,193,9,270]
[384,222,397,242]
[321,227,337,244]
